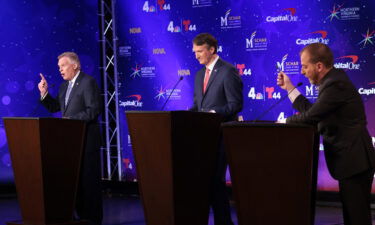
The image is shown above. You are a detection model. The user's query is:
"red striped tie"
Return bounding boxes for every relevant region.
[203,68,210,93]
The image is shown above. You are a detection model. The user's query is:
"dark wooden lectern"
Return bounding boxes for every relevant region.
[3,118,87,225]
[222,122,319,225]
[126,111,223,225]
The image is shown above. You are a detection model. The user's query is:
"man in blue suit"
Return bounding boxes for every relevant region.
[191,33,243,225]
[38,52,103,225]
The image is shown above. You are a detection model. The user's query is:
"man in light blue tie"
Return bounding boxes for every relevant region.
[38,52,103,225]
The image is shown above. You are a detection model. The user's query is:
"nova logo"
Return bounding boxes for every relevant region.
[220,9,241,29]
[143,0,170,12]
[217,45,223,53]
[178,69,191,76]
[296,30,330,45]
[236,64,251,76]
[167,21,181,33]
[334,55,360,70]
[246,31,268,51]
[129,27,142,34]
[120,95,143,107]
[266,8,298,23]
[153,48,166,54]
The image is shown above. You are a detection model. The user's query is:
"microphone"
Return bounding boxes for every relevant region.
[252,82,303,122]
[161,76,184,110]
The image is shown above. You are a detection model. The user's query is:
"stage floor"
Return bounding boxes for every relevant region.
[0,194,374,225]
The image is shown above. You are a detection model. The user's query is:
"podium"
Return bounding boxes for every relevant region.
[222,122,319,225]
[3,117,87,225]
[126,111,223,225]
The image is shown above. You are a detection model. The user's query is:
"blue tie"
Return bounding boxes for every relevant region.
[65,81,73,106]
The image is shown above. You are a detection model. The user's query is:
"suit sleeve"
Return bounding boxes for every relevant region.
[287,81,346,125]
[69,78,101,122]
[214,67,243,118]
[41,93,61,113]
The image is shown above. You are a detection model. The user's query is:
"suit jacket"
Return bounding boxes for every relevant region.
[190,58,243,121]
[41,71,101,123]
[287,68,375,180]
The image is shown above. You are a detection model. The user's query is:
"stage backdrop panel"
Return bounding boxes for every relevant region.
[0,0,100,184]
[117,0,375,192]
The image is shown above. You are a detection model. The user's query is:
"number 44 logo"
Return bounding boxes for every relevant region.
[143,1,170,12]
[168,21,196,33]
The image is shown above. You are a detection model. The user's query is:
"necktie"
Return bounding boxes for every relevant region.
[65,81,73,106]
[203,68,211,93]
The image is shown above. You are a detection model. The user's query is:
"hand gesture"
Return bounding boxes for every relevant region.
[38,73,48,97]
[277,71,295,92]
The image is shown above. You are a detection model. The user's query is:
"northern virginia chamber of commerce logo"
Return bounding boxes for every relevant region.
[130,64,156,78]
[327,3,360,21]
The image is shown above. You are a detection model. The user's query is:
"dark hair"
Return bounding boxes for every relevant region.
[193,33,218,54]
[300,43,334,68]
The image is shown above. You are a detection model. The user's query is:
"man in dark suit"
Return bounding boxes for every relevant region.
[277,43,375,225]
[38,52,103,225]
[191,33,243,225]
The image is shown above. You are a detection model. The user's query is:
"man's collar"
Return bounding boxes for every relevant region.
[70,70,80,83]
[206,55,219,71]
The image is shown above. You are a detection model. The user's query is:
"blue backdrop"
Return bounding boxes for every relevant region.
[0,0,100,184]
[116,0,375,191]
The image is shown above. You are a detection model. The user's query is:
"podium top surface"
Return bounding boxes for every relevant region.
[222,121,315,129]
[2,117,83,122]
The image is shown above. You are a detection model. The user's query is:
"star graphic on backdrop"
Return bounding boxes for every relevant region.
[358,29,375,48]
[154,86,165,100]
[130,64,141,78]
[326,4,344,21]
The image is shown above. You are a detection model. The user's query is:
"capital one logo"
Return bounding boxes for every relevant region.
[266,8,298,23]
[334,55,360,70]
[120,95,143,107]
[221,9,231,26]
[277,54,288,71]
[246,31,257,48]
[296,30,330,45]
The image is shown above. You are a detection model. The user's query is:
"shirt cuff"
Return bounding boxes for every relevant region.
[288,88,301,103]
[41,92,48,100]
